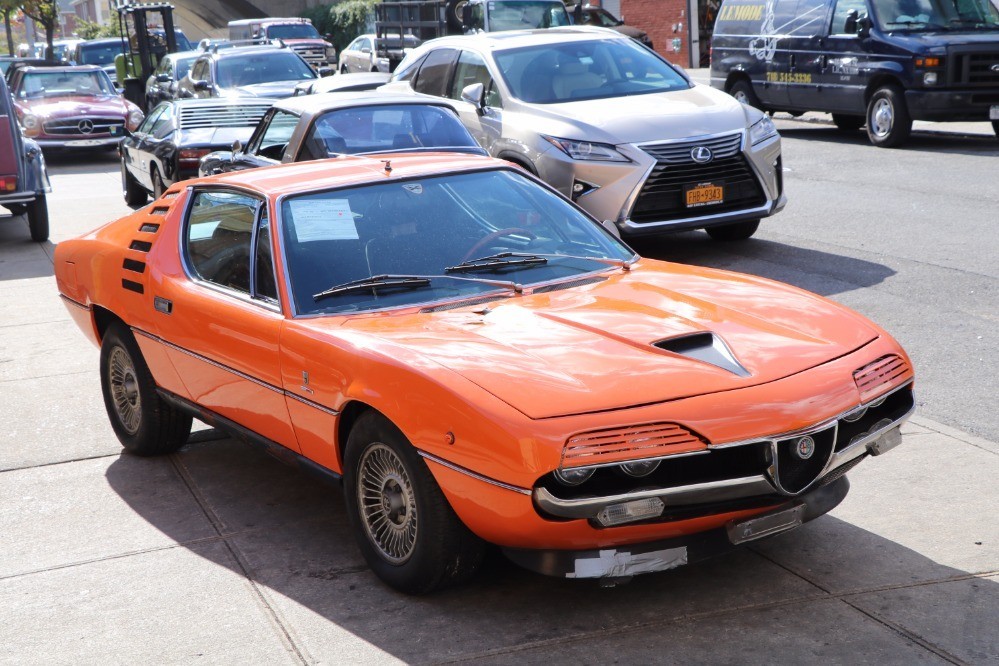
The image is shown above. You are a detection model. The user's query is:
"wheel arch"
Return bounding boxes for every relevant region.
[92,304,128,344]
[496,151,537,175]
[864,74,904,105]
[724,70,752,93]
[336,399,377,469]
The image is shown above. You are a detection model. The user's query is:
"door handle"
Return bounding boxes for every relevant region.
[790,54,796,69]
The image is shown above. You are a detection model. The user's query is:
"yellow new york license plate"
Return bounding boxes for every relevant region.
[685,182,724,207]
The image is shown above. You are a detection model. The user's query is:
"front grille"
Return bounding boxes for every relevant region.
[562,422,707,468]
[773,425,835,494]
[853,354,911,403]
[949,49,999,87]
[291,44,326,65]
[178,102,273,130]
[43,117,124,136]
[631,133,766,224]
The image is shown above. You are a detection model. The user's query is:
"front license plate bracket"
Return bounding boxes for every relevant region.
[726,503,805,545]
[684,181,725,208]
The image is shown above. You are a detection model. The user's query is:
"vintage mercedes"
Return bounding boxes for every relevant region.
[54,154,914,594]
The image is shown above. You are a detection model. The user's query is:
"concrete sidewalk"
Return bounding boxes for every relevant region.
[685,68,997,138]
[1,155,997,665]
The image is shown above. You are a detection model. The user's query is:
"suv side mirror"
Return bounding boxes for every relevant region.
[193,79,212,91]
[318,66,334,77]
[856,14,872,38]
[156,73,171,83]
[461,82,485,113]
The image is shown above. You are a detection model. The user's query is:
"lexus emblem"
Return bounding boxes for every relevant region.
[991,63,999,73]
[78,119,94,134]
[794,436,816,460]
[690,146,713,163]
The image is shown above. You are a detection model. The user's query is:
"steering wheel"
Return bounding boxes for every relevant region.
[461,227,537,262]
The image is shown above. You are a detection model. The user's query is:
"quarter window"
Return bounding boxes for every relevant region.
[186,191,259,295]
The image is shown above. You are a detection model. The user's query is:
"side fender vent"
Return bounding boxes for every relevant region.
[653,332,750,378]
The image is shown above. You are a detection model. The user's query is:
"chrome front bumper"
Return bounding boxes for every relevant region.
[34,137,122,149]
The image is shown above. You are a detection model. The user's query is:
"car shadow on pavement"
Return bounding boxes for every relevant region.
[105,435,998,663]
[629,235,895,298]
[0,221,54,279]
[43,148,119,175]
[774,126,999,156]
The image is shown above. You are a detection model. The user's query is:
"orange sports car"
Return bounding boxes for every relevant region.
[55,154,915,594]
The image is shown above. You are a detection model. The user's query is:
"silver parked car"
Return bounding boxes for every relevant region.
[383,27,786,240]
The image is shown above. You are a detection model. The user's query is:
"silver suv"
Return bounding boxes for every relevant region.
[383,28,786,240]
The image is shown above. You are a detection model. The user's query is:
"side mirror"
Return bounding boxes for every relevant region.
[193,80,211,91]
[461,82,485,113]
[231,139,243,154]
[857,14,872,38]
[156,73,170,83]
[360,47,371,54]
[318,66,334,78]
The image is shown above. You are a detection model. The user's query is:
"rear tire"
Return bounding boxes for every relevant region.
[100,322,192,456]
[706,219,760,241]
[343,411,484,594]
[832,114,865,131]
[26,195,48,242]
[866,85,911,148]
[121,159,147,206]
[728,79,764,111]
[340,63,348,75]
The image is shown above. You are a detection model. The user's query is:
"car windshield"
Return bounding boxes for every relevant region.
[78,42,124,66]
[216,52,316,88]
[487,1,571,30]
[872,0,999,29]
[17,70,116,99]
[494,38,690,104]
[281,169,634,314]
[301,104,480,159]
[266,24,321,39]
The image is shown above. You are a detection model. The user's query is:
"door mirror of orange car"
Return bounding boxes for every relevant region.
[461,82,485,113]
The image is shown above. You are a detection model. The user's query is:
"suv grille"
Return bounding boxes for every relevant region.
[179,102,273,129]
[631,133,765,224]
[43,117,124,136]
[949,49,999,86]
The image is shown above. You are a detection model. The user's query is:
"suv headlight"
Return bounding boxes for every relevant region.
[543,135,630,162]
[127,108,144,131]
[749,115,778,145]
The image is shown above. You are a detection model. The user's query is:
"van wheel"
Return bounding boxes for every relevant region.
[866,86,911,147]
[706,219,759,241]
[729,79,763,111]
[832,114,864,131]
[26,195,49,242]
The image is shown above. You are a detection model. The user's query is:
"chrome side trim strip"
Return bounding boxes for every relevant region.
[132,327,341,415]
[59,294,91,311]
[418,450,532,496]
[534,475,777,519]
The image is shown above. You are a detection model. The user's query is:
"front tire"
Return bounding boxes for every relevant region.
[100,322,192,456]
[728,79,764,111]
[706,219,760,241]
[832,114,864,131]
[343,411,484,594]
[26,195,48,242]
[121,159,147,206]
[866,85,912,148]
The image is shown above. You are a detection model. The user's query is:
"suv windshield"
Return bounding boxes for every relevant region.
[494,38,690,103]
[872,0,999,29]
[266,24,321,39]
[77,42,123,66]
[281,169,633,314]
[488,1,571,31]
[17,70,116,99]
[216,52,316,88]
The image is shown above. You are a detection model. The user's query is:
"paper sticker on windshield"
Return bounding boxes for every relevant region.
[289,199,359,242]
[403,183,423,195]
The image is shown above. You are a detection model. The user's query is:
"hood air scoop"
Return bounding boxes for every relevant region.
[653,332,751,378]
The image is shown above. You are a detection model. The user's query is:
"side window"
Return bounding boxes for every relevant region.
[413,47,457,97]
[250,109,300,160]
[254,207,278,302]
[395,53,428,83]
[361,37,372,52]
[470,3,485,30]
[185,191,258,295]
[830,0,869,32]
[137,105,164,134]
[190,59,207,81]
[448,50,502,107]
[151,103,174,137]
[790,0,831,34]
[347,37,362,51]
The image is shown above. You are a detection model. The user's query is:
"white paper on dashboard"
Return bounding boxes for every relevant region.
[289,199,359,242]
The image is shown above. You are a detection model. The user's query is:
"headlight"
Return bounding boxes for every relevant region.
[20,114,39,136]
[554,467,595,486]
[126,108,144,132]
[923,71,937,85]
[326,46,336,59]
[619,459,661,477]
[749,115,778,145]
[542,135,630,162]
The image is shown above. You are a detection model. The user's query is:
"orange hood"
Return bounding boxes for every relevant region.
[327,262,879,419]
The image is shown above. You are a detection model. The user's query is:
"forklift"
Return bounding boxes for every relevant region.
[112,0,180,109]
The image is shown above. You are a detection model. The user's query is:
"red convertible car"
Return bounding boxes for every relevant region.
[54,154,914,593]
[11,65,144,150]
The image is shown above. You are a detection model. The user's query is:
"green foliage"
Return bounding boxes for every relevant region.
[301,0,377,55]
[75,18,123,40]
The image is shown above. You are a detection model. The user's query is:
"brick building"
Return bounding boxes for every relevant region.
[615,0,720,68]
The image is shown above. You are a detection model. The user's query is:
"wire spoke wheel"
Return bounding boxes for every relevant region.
[357,443,418,564]
[108,345,141,435]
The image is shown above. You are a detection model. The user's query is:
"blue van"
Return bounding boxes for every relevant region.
[709,0,999,146]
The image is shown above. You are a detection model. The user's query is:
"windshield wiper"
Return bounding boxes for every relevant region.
[445,252,548,273]
[313,274,431,301]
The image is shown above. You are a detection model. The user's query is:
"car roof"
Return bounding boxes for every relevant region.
[200,153,510,198]
[273,91,455,116]
[20,64,106,73]
[424,26,623,51]
[79,38,126,45]
[207,45,295,60]
[166,96,275,109]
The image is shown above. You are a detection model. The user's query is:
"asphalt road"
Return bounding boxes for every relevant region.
[1,123,997,664]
